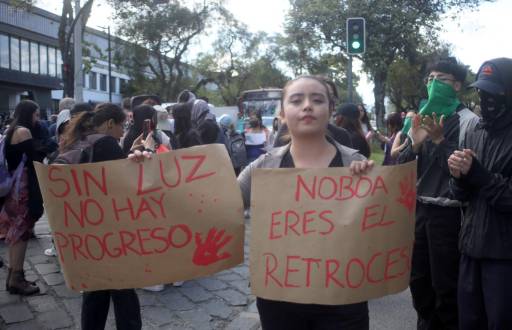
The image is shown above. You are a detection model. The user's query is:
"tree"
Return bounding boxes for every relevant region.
[193,13,288,105]
[109,0,219,100]
[283,0,491,128]
[59,0,94,98]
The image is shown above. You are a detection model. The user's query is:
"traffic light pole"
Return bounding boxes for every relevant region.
[348,55,353,103]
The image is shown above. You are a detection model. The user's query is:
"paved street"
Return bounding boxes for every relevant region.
[0,215,416,329]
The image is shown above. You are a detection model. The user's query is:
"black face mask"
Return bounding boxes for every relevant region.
[479,90,508,126]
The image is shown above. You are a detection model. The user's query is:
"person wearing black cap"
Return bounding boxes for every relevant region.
[398,57,480,330]
[448,57,512,330]
[335,103,371,158]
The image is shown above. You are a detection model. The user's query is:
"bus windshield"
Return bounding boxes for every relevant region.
[238,89,282,132]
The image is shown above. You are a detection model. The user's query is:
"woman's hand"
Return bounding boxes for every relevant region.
[350,160,375,175]
[130,133,145,152]
[128,149,153,162]
[130,132,156,153]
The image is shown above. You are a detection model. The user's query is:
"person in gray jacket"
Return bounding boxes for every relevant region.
[238,75,373,330]
[397,58,479,330]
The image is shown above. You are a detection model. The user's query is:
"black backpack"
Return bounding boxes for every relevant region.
[53,134,106,164]
[225,130,247,169]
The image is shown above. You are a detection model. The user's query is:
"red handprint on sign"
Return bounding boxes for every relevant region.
[192,228,233,266]
[396,172,416,216]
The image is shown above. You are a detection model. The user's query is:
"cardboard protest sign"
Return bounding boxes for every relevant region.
[34,144,244,291]
[250,161,417,305]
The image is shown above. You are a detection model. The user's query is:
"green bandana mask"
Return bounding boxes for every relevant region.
[419,79,460,118]
[401,99,427,135]
[402,116,412,135]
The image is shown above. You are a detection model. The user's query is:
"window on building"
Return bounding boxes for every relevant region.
[30,42,39,74]
[10,37,19,71]
[56,50,62,78]
[89,71,97,90]
[110,77,117,94]
[20,40,29,72]
[0,34,8,69]
[120,78,127,93]
[39,44,47,75]
[100,73,107,91]
[48,47,56,77]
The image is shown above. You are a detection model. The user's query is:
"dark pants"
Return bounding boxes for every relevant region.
[458,254,512,330]
[410,203,461,330]
[81,289,141,330]
[257,298,369,330]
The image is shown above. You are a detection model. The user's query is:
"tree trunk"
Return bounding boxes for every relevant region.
[373,71,387,130]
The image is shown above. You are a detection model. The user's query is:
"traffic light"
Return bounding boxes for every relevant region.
[346,17,366,55]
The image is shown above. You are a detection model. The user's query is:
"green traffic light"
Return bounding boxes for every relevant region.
[352,41,361,49]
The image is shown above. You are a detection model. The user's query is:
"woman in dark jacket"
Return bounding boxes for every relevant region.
[335,103,371,158]
[60,103,142,330]
[0,100,44,295]
[172,102,203,149]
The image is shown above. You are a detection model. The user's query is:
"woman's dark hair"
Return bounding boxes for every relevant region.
[249,117,261,129]
[173,102,202,148]
[5,100,39,142]
[339,114,364,136]
[358,104,373,131]
[386,112,403,133]
[122,104,155,154]
[272,117,279,131]
[61,103,125,152]
[70,102,94,117]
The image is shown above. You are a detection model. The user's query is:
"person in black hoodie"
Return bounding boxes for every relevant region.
[448,58,512,330]
[60,103,142,330]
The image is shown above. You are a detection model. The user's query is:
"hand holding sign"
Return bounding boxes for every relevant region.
[193,228,233,266]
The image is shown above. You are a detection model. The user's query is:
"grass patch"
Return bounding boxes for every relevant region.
[370,141,384,165]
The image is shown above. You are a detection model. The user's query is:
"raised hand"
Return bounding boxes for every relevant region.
[422,113,445,144]
[410,114,428,152]
[192,228,233,266]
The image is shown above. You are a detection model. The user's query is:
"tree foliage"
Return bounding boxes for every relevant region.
[194,12,288,105]
[283,0,492,128]
[108,0,221,100]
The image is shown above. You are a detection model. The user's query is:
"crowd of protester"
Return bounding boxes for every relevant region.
[0,55,511,330]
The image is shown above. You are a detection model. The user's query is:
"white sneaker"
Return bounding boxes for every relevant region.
[142,284,165,292]
[172,281,184,287]
[44,246,57,257]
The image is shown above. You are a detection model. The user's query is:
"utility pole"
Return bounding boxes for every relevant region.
[74,0,83,102]
[347,55,353,103]
[107,26,112,102]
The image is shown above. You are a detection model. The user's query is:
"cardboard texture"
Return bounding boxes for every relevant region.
[34,144,244,292]
[250,161,417,305]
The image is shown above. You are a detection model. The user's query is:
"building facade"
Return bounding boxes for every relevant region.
[0,0,130,117]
